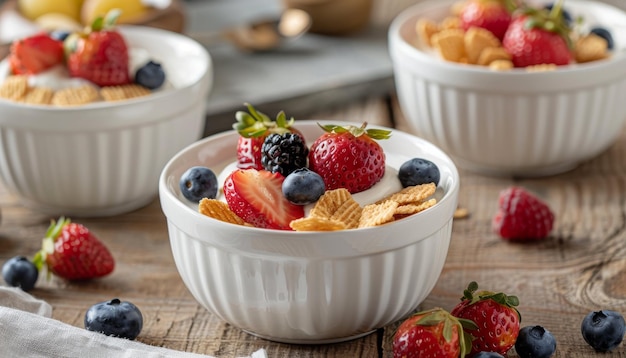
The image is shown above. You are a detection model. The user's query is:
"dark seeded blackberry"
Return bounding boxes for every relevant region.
[261,133,308,176]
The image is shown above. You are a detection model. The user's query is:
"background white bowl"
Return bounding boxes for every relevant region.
[0,26,212,217]
[389,0,626,177]
[159,120,460,343]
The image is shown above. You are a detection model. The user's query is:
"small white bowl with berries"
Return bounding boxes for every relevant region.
[159,105,460,343]
[0,11,213,216]
[389,0,626,177]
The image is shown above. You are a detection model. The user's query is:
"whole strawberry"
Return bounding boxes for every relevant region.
[33,217,115,280]
[451,282,521,356]
[459,0,515,41]
[65,10,131,86]
[492,186,554,240]
[9,32,64,75]
[393,307,475,358]
[502,1,573,67]
[233,103,304,170]
[308,123,390,194]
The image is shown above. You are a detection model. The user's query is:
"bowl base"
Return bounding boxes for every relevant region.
[452,156,580,178]
[17,194,157,218]
[242,328,376,345]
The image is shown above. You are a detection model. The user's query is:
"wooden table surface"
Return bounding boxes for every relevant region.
[2,95,626,357]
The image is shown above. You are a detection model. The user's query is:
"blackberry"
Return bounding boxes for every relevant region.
[261,132,308,176]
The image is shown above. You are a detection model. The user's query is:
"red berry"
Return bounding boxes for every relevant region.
[223,169,304,230]
[33,217,115,280]
[233,103,304,170]
[492,186,554,240]
[459,0,512,41]
[308,123,390,194]
[9,32,64,75]
[451,282,521,356]
[393,307,474,358]
[66,11,131,86]
[502,9,572,67]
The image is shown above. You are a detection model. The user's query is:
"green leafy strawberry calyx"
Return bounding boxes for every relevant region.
[317,122,392,140]
[461,281,521,319]
[32,217,71,275]
[410,307,477,358]
[233,103,295,138]
[64,9,121,55]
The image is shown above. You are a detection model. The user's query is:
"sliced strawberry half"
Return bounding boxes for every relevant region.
[223,169,304,230]
[9,33,64,75]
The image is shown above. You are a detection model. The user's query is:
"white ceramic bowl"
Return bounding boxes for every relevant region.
[159,120,459,343]
[0,26,212,217]
[389,0,626,177]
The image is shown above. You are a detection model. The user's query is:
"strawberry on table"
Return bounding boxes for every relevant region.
[9,32,64,75]
[308,123,390,194]
[33,217,115,280]
[223,169,304,230]
[451,281,521,357]
[459,0,515,41]
[65,10,131,86]
[393,307,475,358]
[502,0,573,67]
[492,186,554,240]
[233,103,304,170]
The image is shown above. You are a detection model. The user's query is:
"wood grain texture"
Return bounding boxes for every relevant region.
[2,96,626,357]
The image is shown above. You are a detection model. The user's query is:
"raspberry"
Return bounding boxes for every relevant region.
[492,186,554,240]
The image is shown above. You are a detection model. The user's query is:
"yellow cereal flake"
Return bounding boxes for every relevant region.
[525,63,558,72]
[395,198,437,216]
[440,16,461,30]
[290,216,346,231]
[431,28,466,63]
[309,188,353,219]
[477,46,512,66]
[574,34,609,63]
[464,27,501,64]
[198,198,245,225]
[51,85,99,106]
[416,18,440,47]
[378,182,437,206]
[0,75,28,101]
[21,87,54,105]
[329,198,362,229]
[453,206,470,219]
[358,200,399,228]
[100,84,151,102]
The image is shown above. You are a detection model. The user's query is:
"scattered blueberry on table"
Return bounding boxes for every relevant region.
[84,298,143,340]
[581,310,626,352]
[515,325,557,358]
[2,256,39,291]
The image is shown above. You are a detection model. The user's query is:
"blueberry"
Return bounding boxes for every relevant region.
[282,168,325,205]
[544,3,573,25]
[515,325,557,358]
[85,298,143,340]
[50,30,71,42]
[474,353,504,358]
[590,27,614,50]
[2,256,38,291]
[398,158,440,187]
[179,166,218,203]
[135,61,166,90]
[581,310,625,352]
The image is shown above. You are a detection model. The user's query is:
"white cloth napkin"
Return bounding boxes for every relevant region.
[0,287,268,358]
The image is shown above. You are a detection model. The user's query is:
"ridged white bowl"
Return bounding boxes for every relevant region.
[159,121,459,343]
[389,0,626,177]
[0,26,213,217]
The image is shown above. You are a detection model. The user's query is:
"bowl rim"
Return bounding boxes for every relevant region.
[159,120,460,255]
[388,0,626,78]
[0,25,212,112]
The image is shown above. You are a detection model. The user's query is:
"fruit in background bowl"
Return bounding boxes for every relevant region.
[0,10,170,106]
[17,0,83,23]
[81,0,148,26]
[389,0,626,177]
[0,25,212,216]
